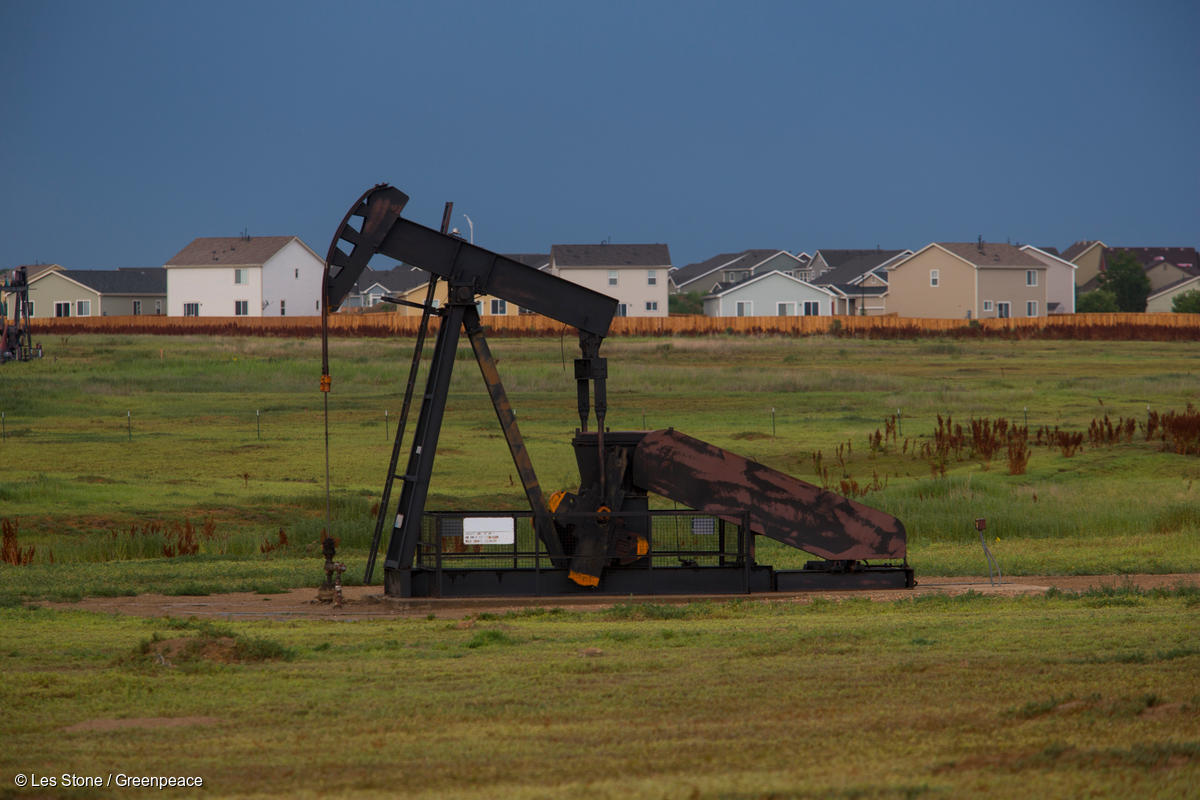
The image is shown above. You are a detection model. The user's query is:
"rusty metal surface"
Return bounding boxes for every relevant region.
[631,429,906,561]
[463,306,565,563]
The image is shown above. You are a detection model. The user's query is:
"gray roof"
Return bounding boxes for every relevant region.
[58,268,165,295]
[353,265,429,294]
[815,251,906,285]
[813,249,904,269]
[672,249,796,290]
[551,243,670,268]
[166,236,299,266]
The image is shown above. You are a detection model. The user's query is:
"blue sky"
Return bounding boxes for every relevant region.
[2,0,1197,270]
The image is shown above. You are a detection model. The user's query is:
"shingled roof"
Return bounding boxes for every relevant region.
[550,243,670,268]
[671,249,798,290]
[50,268,165,294]
[166,236,302,266]
[1101,247,1200,275]
[936,242,1043,268]
[815,250,908,285]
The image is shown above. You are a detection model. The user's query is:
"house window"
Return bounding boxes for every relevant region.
[645,301,658,312]
[930,269,939,287]
[736,301,753,317]
[608,271,618,286]
[76,300,91,316]
[133,300,142,315]
[490,299,507,315]
[647,270,657,286]
[155,299,162,315]
[26,301,34,317]
[54,301,71,317]
[294,268,299,279]
[982,300,993,312]
[777,302,795,316]
[803,301,820,316]
[1026,300,1039,317]
[235,300,248,316]
[996,302,1011,319]
[616,303,628,317]
[234,269,248,285]
[183,302,200,317]
[1026,270,1037,287]
[279,299,286,316]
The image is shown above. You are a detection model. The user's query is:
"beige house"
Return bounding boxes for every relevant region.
[886,242,1048,319]
[25,267,165,317]
[1147,275,1200,312]
[1020,245,1078,314]
[1061,240,1106,288]
[550,243,670,317]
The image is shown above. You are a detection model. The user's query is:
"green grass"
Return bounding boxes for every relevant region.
[1,591,1197,798]
[1,334,1199,603]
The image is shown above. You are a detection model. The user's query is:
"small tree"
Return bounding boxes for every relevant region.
[668,291,705,315]
[1076,289,1119,313]
[1097,251,1151,312]
[1171,289,1200,314]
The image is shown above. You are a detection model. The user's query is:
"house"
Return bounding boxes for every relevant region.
[549,244,670,317]
[806,249,908,282]
[1019,245,1078,314]
[24,267,165,317]
[368,255,550,317]
[812,249,912,315]
[1084,247,1200,293]
[164,235,324,317]
[702,271,837,317]
[1147,275,1200,313]
[670,250,808,294]
[342,265,430,309]
[885,242,1048,319]
[1061,240,1106,288]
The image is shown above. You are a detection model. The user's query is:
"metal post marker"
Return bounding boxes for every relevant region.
[771,407,776,438]
[2,410,6,441]
[127,410,131,441]
[256,409,261,440]
[975,517,1001,586]
[385,409,389,441]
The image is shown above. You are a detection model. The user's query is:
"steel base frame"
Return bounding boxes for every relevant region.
[383,564,914,598]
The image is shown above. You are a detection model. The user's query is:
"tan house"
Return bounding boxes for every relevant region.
[1147,275,1200,312]
[550,244,670,317]
[886,242,1048,319]
[25,267,165,317]
[1020,245,1078,314]
[1061,240,1106,288]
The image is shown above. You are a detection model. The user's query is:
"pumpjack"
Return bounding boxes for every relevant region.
[321,185,913,597]
[1,266,40,364]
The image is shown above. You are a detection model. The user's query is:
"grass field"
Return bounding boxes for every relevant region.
[2,333,1198,797]
[3,588,1198,798]
[1,333,1198,599]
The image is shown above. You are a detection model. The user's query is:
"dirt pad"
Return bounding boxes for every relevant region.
[40,573,1199,621]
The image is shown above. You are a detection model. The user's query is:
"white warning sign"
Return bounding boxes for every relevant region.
[462,517,515,545]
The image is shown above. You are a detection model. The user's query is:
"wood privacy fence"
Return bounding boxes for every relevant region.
[27,312,1200,340]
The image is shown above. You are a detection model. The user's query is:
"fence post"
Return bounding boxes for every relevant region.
[127,410,132,441]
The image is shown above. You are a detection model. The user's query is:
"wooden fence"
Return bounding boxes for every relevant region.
[27,311,1200,340]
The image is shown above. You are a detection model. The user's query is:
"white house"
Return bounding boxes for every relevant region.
[549,243,670,317]
[164,235,324,317]
[703,271,837,317]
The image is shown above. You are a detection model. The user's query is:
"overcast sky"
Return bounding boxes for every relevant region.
[2,0,1197,270]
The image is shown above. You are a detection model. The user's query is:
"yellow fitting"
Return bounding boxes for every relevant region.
[548,490,567,513]
[636,536,649,557]
[569,570,600,588]
[320,374,331,393]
